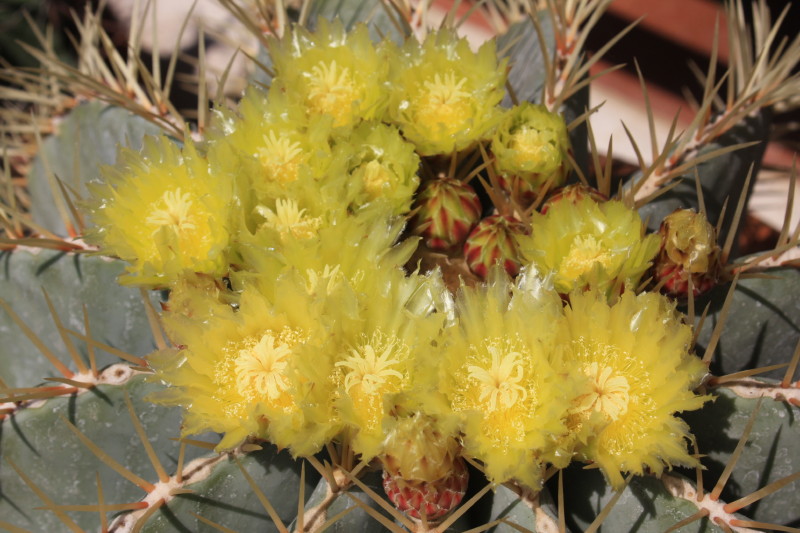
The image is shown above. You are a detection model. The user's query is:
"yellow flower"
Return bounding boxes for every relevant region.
[333,266,447,461]
[387,28,506,155]
[149,275,341,455]
[335,121,420,215]
[236,201,417,296]
[491,103,570,189]
[335,331,410,459]
[86,136,231,287]
[518,196,661,297]
[437,272,573,488]
[206,85,335,213]
[559,288,710,489]
[269,20,389,128]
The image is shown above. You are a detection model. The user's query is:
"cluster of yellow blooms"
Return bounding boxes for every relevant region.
[87,20,709,494]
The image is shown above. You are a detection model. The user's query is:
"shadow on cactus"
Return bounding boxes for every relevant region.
[1,0,800,532]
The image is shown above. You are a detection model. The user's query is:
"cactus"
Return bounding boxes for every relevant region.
[1,1,800,532]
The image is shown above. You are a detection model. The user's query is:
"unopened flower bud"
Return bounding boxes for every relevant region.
[463,214,527,279]
[540,184,608,214]
[654,209,721,297]
[411,177,482,250]
[491,103,570,205]
[380,415,467,521]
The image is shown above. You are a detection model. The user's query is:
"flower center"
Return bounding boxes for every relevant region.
[509,127,557,170]
[574,361,630,421]
[560,235,615,282]
[414,72,473,134]
[146,189,197,233]
[336,333,406,396]
[258,131,304,183]
[355,160,394,198]
[257,198,321,241]
[306,59,359,126]
[234,329,302,402]
[305,264,344,296]
[467,343,528,411]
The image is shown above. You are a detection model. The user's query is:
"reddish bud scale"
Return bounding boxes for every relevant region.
[655,263,717,297]
[463,214,527,279]
[540,184,608,214]
[383,456,469,521]
[411,178,482,250]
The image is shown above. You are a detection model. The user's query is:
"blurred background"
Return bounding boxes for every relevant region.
[2,0,798,253]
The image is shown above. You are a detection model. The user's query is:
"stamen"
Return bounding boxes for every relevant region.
[146,189,197,232]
